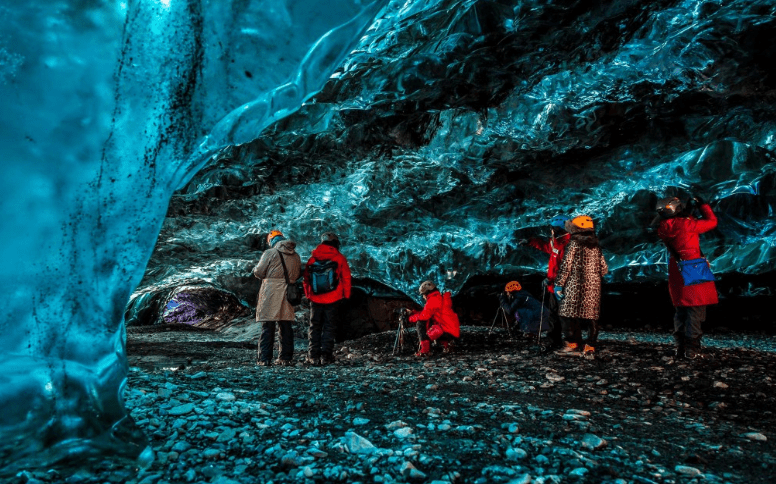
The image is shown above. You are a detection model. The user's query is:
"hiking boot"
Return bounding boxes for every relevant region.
[274,359,293,367]
[415,340,431,357]
[582,344,595,359]
[673,346,686,359]
[304,356,321,367]
[557,342,580,354]
[685,347,705,360]
[441,341,453,354]
[320,354,336,366]
[257,360,272,367]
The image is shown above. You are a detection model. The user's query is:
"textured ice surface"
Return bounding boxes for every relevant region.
[2,0,776,474]
[137,0,776,317]
[0,0,383,472]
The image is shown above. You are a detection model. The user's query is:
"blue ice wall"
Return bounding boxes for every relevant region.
[0,0,384,472]
[136,0,776,313]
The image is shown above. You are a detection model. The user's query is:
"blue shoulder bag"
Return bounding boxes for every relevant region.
[665,243,715,286]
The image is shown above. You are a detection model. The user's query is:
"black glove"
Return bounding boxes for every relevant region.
[692,195,706,205]
[541,278,551,288]
[497,293,507,304]
[518,239,529,246]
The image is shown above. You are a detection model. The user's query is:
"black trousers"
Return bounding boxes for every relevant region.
[309,300,341,359]
[561,317,599,347]
[258,321,294,363]
[673,305,705,346]
[546,290,563,345]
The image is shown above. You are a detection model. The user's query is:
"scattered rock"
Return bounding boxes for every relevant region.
[741,432,767,442]
[675,465,702,477]
[580,434,607,451]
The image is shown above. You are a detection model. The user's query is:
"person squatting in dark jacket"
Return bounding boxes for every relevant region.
[302,232,352,366]
[407,281,461,357]
[554,215,608,357]
[498,281,548,335]
[521,215,570,351]
[656,196,718,359]
[253,230,302,366]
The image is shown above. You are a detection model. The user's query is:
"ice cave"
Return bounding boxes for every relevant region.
[1,0,775,482]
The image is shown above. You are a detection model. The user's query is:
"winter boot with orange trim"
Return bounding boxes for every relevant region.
[557,342,579,354]
[582,344,595,359]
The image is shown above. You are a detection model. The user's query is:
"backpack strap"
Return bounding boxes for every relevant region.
[276,249,291,284]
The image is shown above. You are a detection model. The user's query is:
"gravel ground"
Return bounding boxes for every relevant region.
[10,326,775,484]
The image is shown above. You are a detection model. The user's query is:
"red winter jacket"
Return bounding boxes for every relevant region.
[303,244,352,304]
[657,204,719,307]
[408,290,461,338]
[527,233,571,293]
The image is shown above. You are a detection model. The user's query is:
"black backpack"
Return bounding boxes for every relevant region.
[309,259,339,295]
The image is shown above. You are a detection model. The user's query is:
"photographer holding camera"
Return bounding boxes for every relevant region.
[406,281,460,357]
[498,281,547,336]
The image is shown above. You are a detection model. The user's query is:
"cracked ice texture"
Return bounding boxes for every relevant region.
[0,0,383,470]
[136,0,776,312]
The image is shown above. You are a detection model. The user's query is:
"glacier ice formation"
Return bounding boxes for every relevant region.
[0,0,384,472]
[1,0,776,473]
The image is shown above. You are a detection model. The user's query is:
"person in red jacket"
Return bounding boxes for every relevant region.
[521,215,570,351]
[656,196,718,359]
[407,281,461,357]
[302,232,352,365]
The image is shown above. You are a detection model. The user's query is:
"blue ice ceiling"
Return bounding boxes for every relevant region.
[1,0,775,471]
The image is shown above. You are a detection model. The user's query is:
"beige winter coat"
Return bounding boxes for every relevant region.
[253,240,302,322]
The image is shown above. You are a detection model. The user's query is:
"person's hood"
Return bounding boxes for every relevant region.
[311,243,340,260]
[571,232,599,248]
[275,239,297,255]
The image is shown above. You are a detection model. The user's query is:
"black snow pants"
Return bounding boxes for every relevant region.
[258,320,294,363]
[308,300,341,360]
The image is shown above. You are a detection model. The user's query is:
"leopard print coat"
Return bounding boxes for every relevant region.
[555,234,608,320]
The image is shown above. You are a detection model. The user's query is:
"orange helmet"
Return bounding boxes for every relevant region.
[266,230,284,245]
[569,215,594,231]
[505,281,522,292]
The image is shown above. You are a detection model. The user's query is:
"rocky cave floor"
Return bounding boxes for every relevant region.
[28,325,776,484]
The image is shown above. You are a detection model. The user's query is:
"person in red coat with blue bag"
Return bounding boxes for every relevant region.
[302,232,352,366]
[656,196,718,359]
[406,281,461,357]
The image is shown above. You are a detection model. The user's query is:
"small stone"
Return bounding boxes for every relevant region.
[713,381,729,389]
[190,371,207,379]
[566,409,591,416]
[675,465,702,476]
[344,432,377,454]
[216,392,236,401]
[580,434,607,451]
[546,373,565,382]
[742,432,767,442]
[506,447,527,461]
[400,462,427,479]
[353,417,370,426]
[394,427,414,439]
[169,403,194,416]
[568,467,588,477]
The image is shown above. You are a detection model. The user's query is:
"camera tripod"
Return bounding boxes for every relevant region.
[488,305,513,338]
[393,309,410,355]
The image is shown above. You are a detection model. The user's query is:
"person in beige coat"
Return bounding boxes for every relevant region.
[253,230,302,366]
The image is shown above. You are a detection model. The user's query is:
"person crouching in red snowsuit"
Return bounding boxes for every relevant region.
[407,281,461,357]
[656,196,718,359]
